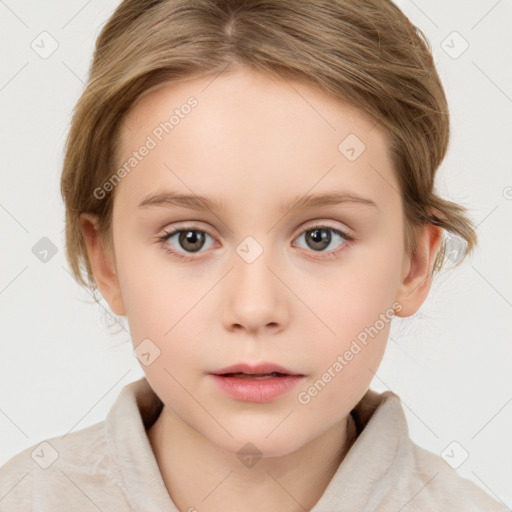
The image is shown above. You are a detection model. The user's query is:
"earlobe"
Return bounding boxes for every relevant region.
[394,223,443,317]
[79,213,126,316]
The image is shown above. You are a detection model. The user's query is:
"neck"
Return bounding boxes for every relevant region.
[147,407,357,512]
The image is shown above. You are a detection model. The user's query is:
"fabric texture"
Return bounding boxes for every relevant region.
[0,377,508,511]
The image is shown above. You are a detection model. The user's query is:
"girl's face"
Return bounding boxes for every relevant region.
[102,67,416,457]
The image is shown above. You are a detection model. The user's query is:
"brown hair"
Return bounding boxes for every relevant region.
[61,0,477,305]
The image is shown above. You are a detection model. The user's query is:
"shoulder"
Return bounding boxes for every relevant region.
[400,439,509,511]
[0,421,123,511]
[352,390,509,511]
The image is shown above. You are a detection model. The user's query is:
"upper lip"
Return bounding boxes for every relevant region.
[210,362,304,376]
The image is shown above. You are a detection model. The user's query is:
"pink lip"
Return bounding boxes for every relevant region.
[208,362,305,403]
[209,374,304,403]
[210,362,303,376]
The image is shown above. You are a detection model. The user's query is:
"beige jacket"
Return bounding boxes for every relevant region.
[0,377,508,511]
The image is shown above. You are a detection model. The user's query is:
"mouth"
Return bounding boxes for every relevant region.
[218,372,290,379]
[209,362,304,378]
[209,373,304,402]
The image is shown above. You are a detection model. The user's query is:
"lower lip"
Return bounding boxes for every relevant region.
[209,374,304,403]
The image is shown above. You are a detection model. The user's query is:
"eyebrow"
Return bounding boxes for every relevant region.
[137,190,378,214]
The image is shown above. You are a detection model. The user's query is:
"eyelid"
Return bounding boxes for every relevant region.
[159,219,352,243]
[294,220,353,239]
[159,222,218,247]
[157,219,353,263]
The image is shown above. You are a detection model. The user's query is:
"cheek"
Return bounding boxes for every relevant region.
[297,299,393,414]
[300,238,402,384]
[115,243,208,371]
[116,213,402,357]
[310,249,401,343]
[114,239,176,343]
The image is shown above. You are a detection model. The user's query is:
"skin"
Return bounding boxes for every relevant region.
[80,66,442,512]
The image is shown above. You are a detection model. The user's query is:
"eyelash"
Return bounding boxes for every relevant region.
[156,223,354,263]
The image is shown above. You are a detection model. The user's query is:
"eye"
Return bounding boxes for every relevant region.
[293,224,352,259]
[157,223,353,262]
[157,226,215,261]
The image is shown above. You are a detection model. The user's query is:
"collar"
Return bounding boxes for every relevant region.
[105,377,407,511]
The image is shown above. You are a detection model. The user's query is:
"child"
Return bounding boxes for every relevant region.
[0,0,508,510]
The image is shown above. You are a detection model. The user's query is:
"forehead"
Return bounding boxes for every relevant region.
[121,67,382,145]
[114,67,399,215]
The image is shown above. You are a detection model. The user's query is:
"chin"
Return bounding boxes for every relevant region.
[204,424,306,460]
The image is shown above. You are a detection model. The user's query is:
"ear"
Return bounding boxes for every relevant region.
[394,223,443,317]
[79,213,126,316]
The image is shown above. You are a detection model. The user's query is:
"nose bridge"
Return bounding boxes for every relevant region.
[233,233,278,297]
[222,233,288,331]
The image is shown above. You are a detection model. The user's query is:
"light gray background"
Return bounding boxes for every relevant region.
[1,0,511,507]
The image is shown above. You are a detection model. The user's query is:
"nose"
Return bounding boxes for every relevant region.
[221,248,289,335]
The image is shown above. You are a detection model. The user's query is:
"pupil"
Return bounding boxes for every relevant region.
[180,230,205,252]
[176,228,332,254]
[307,228,330,251]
